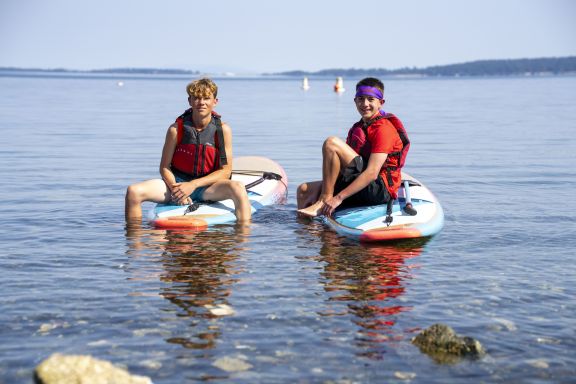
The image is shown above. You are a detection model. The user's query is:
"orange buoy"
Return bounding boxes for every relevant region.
[334,76,345,93]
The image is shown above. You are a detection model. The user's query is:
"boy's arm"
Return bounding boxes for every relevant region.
[338,153,387,200]
[159,124,179,191]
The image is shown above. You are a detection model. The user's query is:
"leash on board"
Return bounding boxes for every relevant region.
[243,171,282,190]
[184,171,285,214]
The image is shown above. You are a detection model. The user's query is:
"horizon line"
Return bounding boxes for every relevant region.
[1,55,575,75]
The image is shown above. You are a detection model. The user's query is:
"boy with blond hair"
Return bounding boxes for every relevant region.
[126,78,251,223]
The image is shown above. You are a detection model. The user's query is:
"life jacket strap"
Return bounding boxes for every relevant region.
[212,115,228,166]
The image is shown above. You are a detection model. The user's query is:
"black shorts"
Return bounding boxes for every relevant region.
[334,156,391,208]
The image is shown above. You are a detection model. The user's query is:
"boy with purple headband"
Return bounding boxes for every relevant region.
[297,77,404,217]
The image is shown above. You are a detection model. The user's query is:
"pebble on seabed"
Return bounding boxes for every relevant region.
[527,359,549,369]
[212,356,253,372]
[491,317,517,332]
[205,303,235,316]
[395,371,417,380]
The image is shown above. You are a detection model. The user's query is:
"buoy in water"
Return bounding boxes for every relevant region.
[301,77,310,91]
[334,76,345,93]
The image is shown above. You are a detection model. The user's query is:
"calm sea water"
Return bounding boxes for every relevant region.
[1,73,575,383]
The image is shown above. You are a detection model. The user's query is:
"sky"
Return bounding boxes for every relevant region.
[1,0,575,74]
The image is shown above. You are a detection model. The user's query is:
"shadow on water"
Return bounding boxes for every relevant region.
[297,218,428,360]
[124,221,250,352]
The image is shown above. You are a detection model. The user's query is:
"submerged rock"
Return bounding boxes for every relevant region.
[35,353,152,384]
[394,371,417,380]
[411,323,485,363]
[205,303,235,316]
[212,356,253,372]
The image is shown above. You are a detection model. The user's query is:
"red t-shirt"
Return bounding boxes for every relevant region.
[366,119,403,198]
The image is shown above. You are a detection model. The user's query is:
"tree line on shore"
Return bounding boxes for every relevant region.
[272,56,576,77]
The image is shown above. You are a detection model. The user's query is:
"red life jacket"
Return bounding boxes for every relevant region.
[170,109,227,178]
[346,111,410,198]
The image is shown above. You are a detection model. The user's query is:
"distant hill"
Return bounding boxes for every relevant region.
[0,67,199,75]
[91,68,200,75]
[271,56,576,77]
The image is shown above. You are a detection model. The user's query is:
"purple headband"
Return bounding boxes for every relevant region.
[355,85,384,100]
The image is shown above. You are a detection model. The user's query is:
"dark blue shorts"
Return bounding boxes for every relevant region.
[175,175,208,202]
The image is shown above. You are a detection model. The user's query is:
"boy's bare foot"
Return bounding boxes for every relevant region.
[297,201,324,217]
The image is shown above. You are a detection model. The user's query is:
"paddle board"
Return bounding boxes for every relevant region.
[323,172,444,242]
[148,156,288,229]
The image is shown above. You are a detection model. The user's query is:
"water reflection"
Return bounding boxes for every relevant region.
[125,222,249,350]
[316,230,426,360]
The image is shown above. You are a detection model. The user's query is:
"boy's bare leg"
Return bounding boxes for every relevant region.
[125,179,170,220]
[203,180,252,223]
[298,136,357,217]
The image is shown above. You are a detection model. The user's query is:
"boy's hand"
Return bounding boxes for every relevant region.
[171,182,196,205]
[321,195,344,217]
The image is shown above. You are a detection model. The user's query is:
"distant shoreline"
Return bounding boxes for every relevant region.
[0,67,200,75]
[1,56,575,78]
[269,56,576,78]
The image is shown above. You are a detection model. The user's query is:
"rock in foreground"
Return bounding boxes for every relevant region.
[411,323,485,364]
[35,353,152,384]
